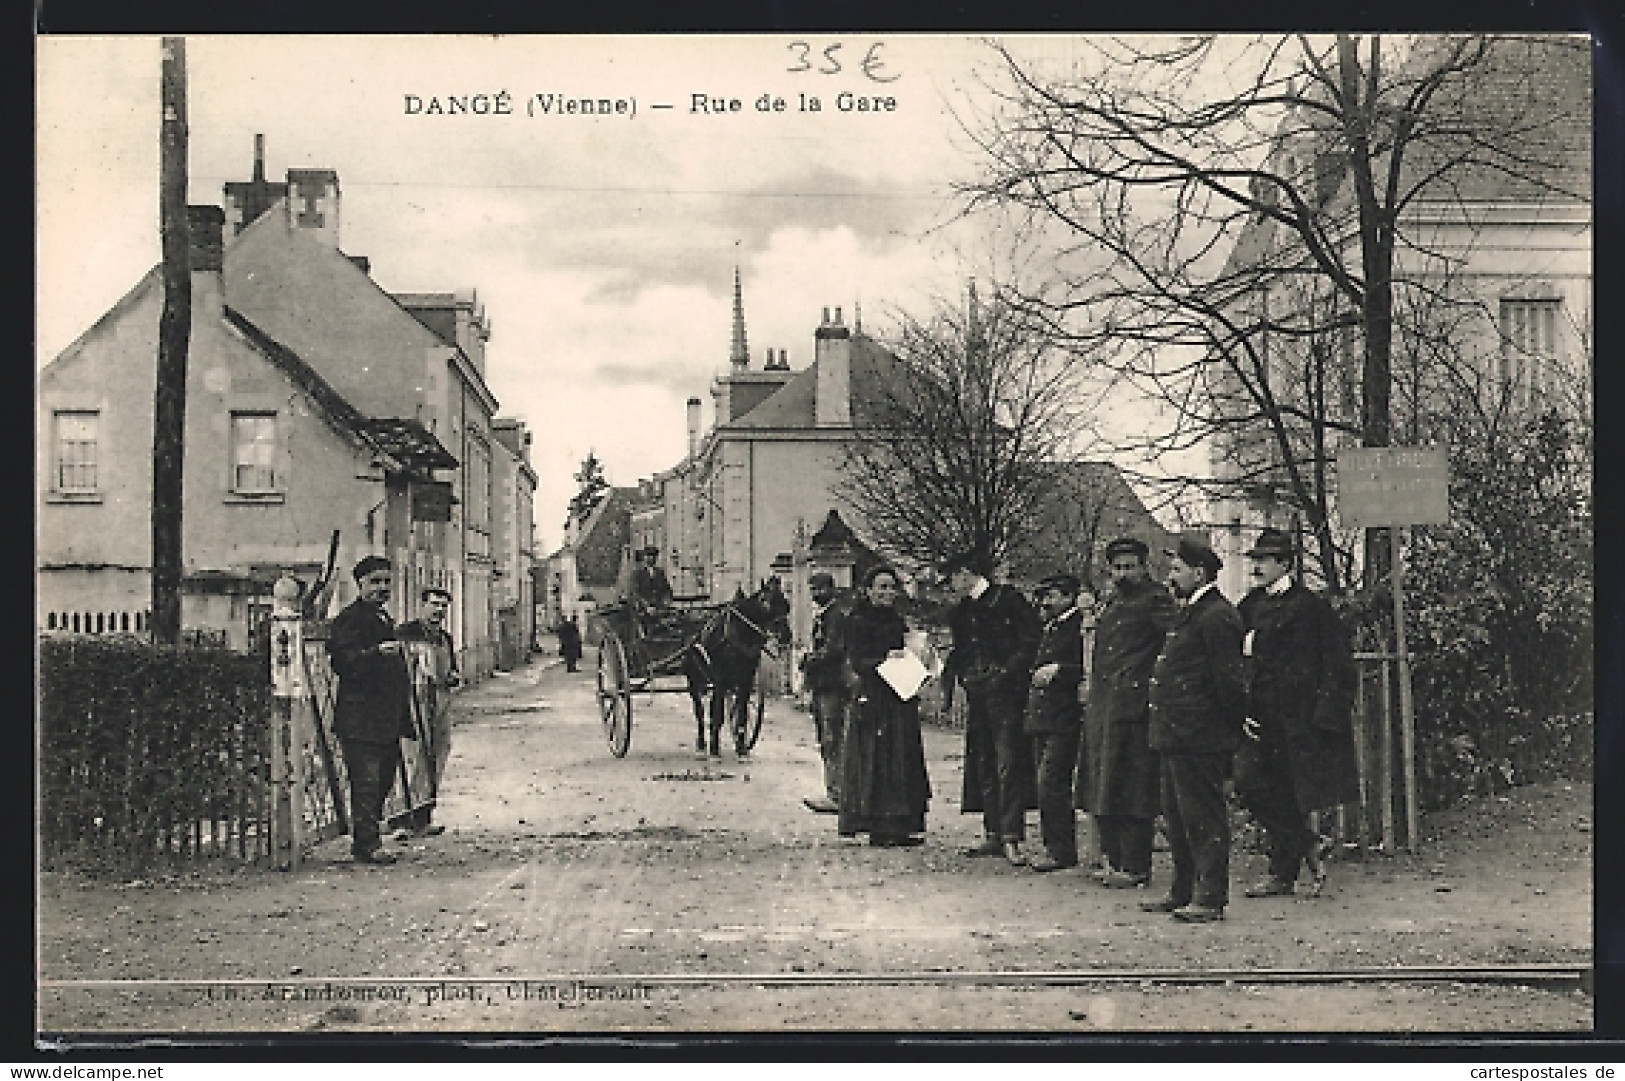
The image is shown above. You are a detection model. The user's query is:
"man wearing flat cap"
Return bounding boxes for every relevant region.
[942,550,1041,865]
[1234,527,1359,899]
[798,571,853,813]
[329,555,418,865]
[1022,573,1092,871]
[1079,537,1178,889]
[1140,534,1246,922]
[397,586,461,838]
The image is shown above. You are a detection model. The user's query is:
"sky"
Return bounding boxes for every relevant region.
[36,34,1186,553]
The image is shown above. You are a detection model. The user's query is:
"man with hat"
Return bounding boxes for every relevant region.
[1140,533,1246,922]
[1023,572,1092,871]
[1079,537,1179,889]
[942,549,1042,865]
[1234,527,1359,899]
[328,555,418,865]
[798,571,853,813]
[631,546,675,611]
[397,585,461,839]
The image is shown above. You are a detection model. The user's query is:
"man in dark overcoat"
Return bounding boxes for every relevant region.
[1235,527,1360,898]
[1023,573,1090,872]
[943,550,1041,865]
[631,546,674,609]
[329,555,418,865]
[558,614,583,672]
[1140,535,1246,923]
[1079,537,1179,889]
[799,571,853,814]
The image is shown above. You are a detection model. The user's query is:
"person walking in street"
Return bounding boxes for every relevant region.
[558,614,583,673]
[1234,527,1360,900]
[1023,573,1090,872]
[799,571,852,814]
[396,585,461,839]
[943,550,1041,866]
[1140,535,1246,923]
[836,565,932,848]
[1080,537,1179,890]
[328,555,418,866]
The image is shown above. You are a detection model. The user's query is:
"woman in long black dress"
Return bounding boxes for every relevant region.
[837,565,932,847]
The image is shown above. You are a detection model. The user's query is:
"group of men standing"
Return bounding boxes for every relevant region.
[799,528,1359,924]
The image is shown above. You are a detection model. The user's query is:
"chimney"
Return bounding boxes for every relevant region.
[187,205,225,272]
[285,167,342,247]
[814,304,852,427]
[252,133,266,183]
[686,397,702,460]
[779,349,788,369]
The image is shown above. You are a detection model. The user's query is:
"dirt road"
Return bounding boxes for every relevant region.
[38,651,1592,1035]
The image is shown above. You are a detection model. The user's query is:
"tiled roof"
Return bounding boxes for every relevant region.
[726,335,913,431]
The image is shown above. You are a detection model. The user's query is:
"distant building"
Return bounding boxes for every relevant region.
[491,418,538,667]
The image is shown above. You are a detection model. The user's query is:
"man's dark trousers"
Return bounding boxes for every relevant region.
[1160,752,1231,908]
[1096,815,1154,878]
[811,688,847,803]
[967,687,1028,841]
[1242,728,1319,881]
[1032,729,1079,863]
[342,737,402,857]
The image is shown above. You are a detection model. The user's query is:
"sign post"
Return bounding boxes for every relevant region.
[269,574,306,870]
[1337,446,1449,852]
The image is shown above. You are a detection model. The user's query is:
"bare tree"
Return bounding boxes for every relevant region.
[837,283,1090,575]
[961,33,1588,592]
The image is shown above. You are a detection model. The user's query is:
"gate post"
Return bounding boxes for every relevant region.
[269,574,306,870]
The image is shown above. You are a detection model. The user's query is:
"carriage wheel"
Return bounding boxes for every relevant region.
[731,678,767,757]
[597,635,633,758]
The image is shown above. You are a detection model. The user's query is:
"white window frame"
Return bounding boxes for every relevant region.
[230,412,280,494]
[54,410,99,493]
[1497,298,1561,408]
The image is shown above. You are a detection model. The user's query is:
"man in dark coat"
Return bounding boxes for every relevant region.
[799,572,853,814]
[1140,535,1246,923]
[328,555,418,865]
[943,550,1042,865]
[631,546,674,609]
[1023,573,1090,872]
[558,614,583,672]
[1235,527,1360,899]
[1080,537,1179,889]
[396,585,460,838]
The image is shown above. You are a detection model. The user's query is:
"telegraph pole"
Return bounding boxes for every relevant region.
[153,36,190,645]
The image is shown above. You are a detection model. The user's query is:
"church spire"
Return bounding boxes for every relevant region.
[729,263,749,371]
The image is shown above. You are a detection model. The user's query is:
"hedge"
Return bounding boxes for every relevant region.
[40,635,272,871]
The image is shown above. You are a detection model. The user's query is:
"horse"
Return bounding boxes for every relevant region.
[682,577,791,760]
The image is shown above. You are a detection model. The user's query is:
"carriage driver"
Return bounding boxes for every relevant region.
[632,546,675,610]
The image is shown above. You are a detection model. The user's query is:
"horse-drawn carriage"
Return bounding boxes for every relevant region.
[593,580,791,760]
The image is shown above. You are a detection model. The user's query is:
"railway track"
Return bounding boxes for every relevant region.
[41,962,1591,992]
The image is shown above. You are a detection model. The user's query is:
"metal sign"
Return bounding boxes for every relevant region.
[1337,446,1450,527]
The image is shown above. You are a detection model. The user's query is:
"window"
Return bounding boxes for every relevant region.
[1498,299,1561,406]
[54,411,98,492]
[231,413,278,493]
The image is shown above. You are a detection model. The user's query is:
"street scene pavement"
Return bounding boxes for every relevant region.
[39,648,1592,1035]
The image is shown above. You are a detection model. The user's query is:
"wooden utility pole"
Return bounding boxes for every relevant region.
[153,37,190,645]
